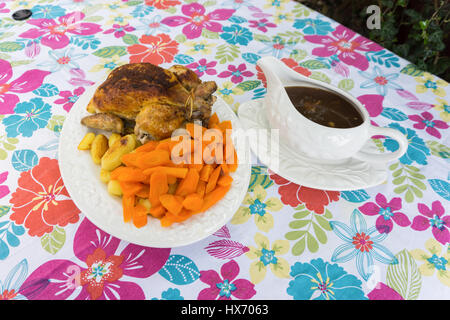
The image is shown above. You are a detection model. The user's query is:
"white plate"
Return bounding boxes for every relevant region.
[238,99,387,191]
[59,82,251,248]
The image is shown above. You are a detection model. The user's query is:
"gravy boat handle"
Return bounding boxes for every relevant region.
[353,126,408,163]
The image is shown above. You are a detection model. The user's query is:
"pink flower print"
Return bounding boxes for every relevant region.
[186,58,217,77]
[19,11,102,50]
[0,171,10,200]
[304,25,383,71]
[161,3,234,39]
[359,194,411,234]
[411,201,449,245]
[357,94,384,117]
[103,23,135,38]
[0,59,50,115]
[248,18,276,33]
[19,218,171,300]
[198,260,256,300]
[0,3,10,13]
[218,63,254,84]
[408,111,448,139]
[54,87,85,112]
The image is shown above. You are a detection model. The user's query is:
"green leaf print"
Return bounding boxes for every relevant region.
[237,80,261,92]
[299,60,329,70]
[0,135,19,160]
[41,226,66,255]
[285,205,332,256]
[248,166,274,192]
[386,249,422,300]
[215,44,240,64]
[426,141,450,159]
[390,162,426,203]
[309,71,331,84]
[93,46,127,58]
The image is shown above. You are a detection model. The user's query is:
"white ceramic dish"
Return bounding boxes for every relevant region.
[238,98,387,191]
[59,82,251,248]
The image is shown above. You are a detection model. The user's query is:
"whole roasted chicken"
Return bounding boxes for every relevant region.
[81,63,217,142]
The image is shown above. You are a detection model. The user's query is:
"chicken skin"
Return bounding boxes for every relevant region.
[82,63,217,142]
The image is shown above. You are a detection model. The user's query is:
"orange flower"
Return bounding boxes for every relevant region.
[145,0,181,9]
[9,157,80,237]
[127,34,179,65]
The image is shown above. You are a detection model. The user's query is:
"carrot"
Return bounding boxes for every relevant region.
[136,185,149,198]
[220,163,229,174]
[199,164,213,182]
[196,180,207,197]
[143,166,188,179]
[120,152,139,167]
[175,168,199,197]
[122,195,135,223]
[132,204,148,228]
[217,174,233,187]
[110,166,127,180]
[114,167,148,183]
[182,193,203,211]
[205,165,221,194]
[201,185,231,212]
[209,113,219,128]
[167,175,177,185]
[227,152,238,172]
[119,181,144,196]
[149,171,168,207]
[218,120,232,133]
[136,149,170,168]
[186,122,206,140]
[159,194,183,215]
[135,141,158,153]
[149,205,166,218]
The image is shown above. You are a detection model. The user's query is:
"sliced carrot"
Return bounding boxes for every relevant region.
[135,140,158,153]
[196,180,207,197]
[217,174,233,187]
[159,194,183,215]
[136,149,170,168]
[149,171,168,207]
[119,181,144,196]
[122,195,135,223]
[167,175,177,185]
[205,165,221,194]
[175,168,199,197]
[227,152,238,172]
[143,166,188,179]
[149,205,166,218]
[114,167,148,183]
[208,113,219,128]
[136,185,150,198]
[220,163,229,174]
[182,193,204,211]
[199,164,213,182]
[218,120,232,133]
[201,185,231,212]
[110,166,127,180]
[132,204,148,228]
[186,122,206,140]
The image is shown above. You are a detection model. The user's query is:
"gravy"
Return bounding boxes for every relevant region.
[285,86,363,128]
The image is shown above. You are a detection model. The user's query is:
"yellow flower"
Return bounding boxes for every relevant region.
[184,40,216,56]
[104,0,127,11]
[11,0,36,10]
[410,238,450,286]
[106,13,132,26]
[434,98,450,122]
[231,185,283,232]
[273,10,294,23]
[216,81,244,106]
[415,72,448,97]
[264,0,290,11]
[90,55,126,73]
[246,233,290,284]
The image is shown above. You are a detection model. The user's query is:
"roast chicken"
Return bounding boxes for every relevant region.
[81,63,217,142]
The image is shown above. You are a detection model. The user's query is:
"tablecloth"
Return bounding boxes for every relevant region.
[0,0,449,301]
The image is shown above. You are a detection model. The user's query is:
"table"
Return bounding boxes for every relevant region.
[0,0,449,301]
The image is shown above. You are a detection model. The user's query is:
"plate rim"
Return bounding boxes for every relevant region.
[58,81,251,248]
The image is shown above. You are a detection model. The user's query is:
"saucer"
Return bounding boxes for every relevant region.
[237,99,387,191]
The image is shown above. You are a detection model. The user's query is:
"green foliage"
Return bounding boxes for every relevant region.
[298,0,450,80]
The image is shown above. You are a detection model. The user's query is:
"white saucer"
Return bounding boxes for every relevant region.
[237,99,387,191]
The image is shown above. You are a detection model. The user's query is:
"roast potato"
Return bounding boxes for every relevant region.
[78,132,96,150]
[107,180,122,197]
[90,134,108,164]
[101,134,137,171]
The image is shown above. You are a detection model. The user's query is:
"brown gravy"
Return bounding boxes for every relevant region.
[285,86,363,128]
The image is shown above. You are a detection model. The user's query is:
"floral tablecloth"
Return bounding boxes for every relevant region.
[0,0,449,301]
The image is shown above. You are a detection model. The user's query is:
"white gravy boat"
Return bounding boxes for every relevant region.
[256,56,408,163]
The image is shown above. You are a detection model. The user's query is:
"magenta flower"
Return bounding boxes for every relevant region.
[161,3,234,39]
[19,218,170,300]
[218,63,254,84]
[186,58,217,77]
[103,23,135,38]
[411,201,449,245]
[198,260,256,300]
[304,25,383,71]
[359,194,411,234]
[54,87,85,112]
[19,11,102,50]
[0,171,10,200]
[357,94,384,117]
[408,111,448,139]
[248,18,276,33]
[0,59,50,115]
[0,3,10,13]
